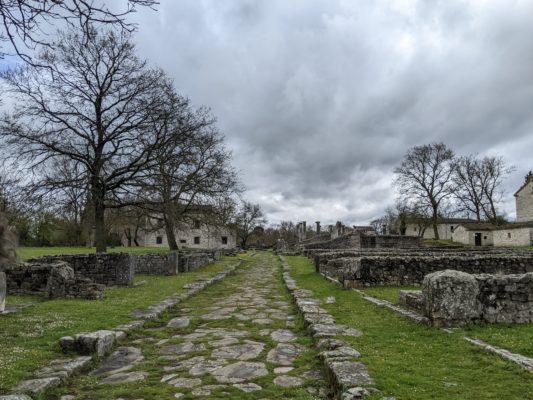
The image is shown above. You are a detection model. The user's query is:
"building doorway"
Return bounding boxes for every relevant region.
[474,233,482,246]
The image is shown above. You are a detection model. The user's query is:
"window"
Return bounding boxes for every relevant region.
[193,219,200,229]
[180,239,186,244]
[194,236,200,245]
[483,236,487,240]
[450,226,454,232]
[156,236,163,244]
[221,236,228,245]
[414,227,417,232]
[508,232,512,239]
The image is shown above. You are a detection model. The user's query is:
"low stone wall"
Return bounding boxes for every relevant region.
[135,252,179,275]
[5,261,105,300]
[324,255,533,287]
[422,270,533,326]
[30,253,135,286]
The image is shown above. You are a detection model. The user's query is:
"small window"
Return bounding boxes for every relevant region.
[414,227,417,232]
[221,236,228,245]
[194,236,200,244]
[193,220,200,229]
[156,236,163,244]
[508,232,512,239]
[483,236,487,240]
[180,239,186,244]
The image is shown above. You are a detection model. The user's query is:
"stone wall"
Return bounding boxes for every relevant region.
[323,255,533,287]
[135,252,179,275]
[422,270,533,326]
[5,261,105,299]
[30,253,135,286]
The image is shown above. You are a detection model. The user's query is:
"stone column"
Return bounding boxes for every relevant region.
[302,221,307,240]
[316,221,321,235]
[0,271,6,313]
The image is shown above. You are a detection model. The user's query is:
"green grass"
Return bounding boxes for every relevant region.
[361,286,420,304]
[285,255,533,400]
[0,255,245,392]
[359,285,533,358]
[16,246,171,261]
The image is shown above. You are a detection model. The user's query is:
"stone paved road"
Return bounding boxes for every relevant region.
[61,252,329,399]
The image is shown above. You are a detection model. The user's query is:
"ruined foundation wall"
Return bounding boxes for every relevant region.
[422,270,533,326]
[29,253,136,286]
[324,255,533,287]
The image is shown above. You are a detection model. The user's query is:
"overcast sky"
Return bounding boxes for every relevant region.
[37,1,533,226]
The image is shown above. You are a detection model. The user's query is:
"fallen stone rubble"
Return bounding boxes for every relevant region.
[6,261,241,399]
[279,256,378,400]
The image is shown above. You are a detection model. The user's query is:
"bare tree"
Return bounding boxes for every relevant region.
[130,92,240,250]
[452,155,485,220]
[394,143,455,239]
[1,27,171,252]
[452,155,514,221]
[235,202,266,249]
[478,156,514,222]
[0,0,157,64]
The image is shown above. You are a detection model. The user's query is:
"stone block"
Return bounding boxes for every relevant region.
[422,270,481,327]
[13,377,61,394]
[61,330,116,357]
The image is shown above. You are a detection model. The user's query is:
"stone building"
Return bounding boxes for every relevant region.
[404,218,476,240]
[453,222,494,246]
[515,172,533,222]
[119,213,237,250]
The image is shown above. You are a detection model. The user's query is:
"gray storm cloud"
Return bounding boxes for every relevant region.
[130,0,533,225]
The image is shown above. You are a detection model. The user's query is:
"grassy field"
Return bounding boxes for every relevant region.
[285,255,533,400]
[0,254,247,392]
[360,285,533,359]
[17,246,171,261]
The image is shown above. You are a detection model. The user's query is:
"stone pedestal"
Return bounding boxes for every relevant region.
[422,269,481,327]
[0,271,6,312]
[167,252,179,275]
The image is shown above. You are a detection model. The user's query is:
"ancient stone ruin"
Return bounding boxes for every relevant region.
[399,269,533,327]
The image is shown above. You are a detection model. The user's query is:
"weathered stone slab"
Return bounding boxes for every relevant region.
[14,377,61,394]
[273,375,304,387]
[211,361,268,383]
[326,360,374,389]
[0,395,33,400]
[160,342,205,355]
[271,329,296,343]
[98,371,147,385]
[212,341,265,361]
[266,343,302,365]
[34,356,92,380]
[90,347,144,377]
[60,330,117,356]
[167,317,190,329]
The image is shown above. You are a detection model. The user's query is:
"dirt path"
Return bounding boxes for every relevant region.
[61,252,328,399]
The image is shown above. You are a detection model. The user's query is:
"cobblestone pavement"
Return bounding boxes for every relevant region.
[61,252,329,399]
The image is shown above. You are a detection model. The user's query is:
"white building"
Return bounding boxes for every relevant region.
[120,214,237,250]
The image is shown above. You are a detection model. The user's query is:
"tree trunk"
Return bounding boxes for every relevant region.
[94,199,106,253]
[432,207,440,240]
[91,178,107,253]
[164,214,179,250]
